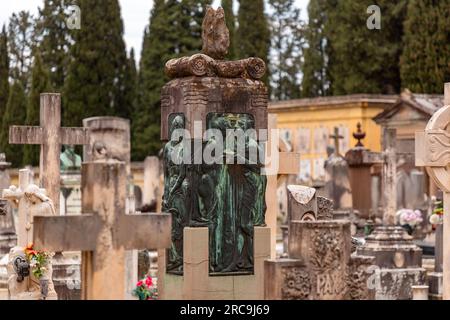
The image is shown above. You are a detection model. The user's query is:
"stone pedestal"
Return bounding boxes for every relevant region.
[265,220,375,300]
[52,252,81,300]
[357,226,426,300]
[158,227,270,300]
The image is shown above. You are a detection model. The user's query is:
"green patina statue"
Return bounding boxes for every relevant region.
[164,113,267,275]
[60,145,82,171]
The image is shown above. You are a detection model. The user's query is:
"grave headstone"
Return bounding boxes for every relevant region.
[158,7,271,300]
[2,172,58,300]
[357,128,426,300]
[33,161,171,300]
[415,82,450,300]
[265,186,375,300]
[324,127,353,218]
[0,154,16,256]
[82,116,138,299]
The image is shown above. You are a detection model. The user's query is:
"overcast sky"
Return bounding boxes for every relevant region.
[0,0,309,61]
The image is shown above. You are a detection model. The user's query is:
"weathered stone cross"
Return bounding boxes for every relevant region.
[32,162,171,300]
[9,93,90,214]
[416,83,450,300]
[265,114,301,258]
[362,128,397,225]
[329,127,344,156]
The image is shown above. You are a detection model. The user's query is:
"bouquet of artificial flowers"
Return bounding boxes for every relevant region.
[133,276,158,300]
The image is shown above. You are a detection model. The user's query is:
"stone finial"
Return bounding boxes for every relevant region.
[202,6,230,60]
[353,122,366,148]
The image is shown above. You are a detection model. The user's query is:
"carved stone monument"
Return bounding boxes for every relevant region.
[265,185,375,300]
[2,172,58,300]
[0,154,16,256]
[415,82,450,300]
[345,123,373,219]
[324,127,353,219]
[357,128,426,300]
[158,7,270,300]
[32,162,171,300]
[82,116,138,299]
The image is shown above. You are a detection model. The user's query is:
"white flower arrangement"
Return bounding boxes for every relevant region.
[396,209,423,227]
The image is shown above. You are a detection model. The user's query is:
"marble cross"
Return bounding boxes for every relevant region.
[362,128,397,225]
[9,93,90,214]
[32,162,171,300]
[415,82,450,300]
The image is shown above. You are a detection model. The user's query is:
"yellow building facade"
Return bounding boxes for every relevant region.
[269,94,397,183]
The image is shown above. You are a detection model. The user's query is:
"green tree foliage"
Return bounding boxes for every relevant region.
[24,52,52,166]
[35,0,72,91]
[236,0,270,84]
[63,0,130,127]
[0,82,27,167]
[328,0,407,95]
[8,11,35,89]
[222,0,237,60]
[301,0,334,97]
[401,0,450,94]
[268,0,304,100]
[132,0,210,160]
[0,26,9,120]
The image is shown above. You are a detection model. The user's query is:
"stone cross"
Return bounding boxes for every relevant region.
[363,128,397,225]
[266,114,301,258]
[329,127,344,156]
[2,168,34,247]
[32,161,171,300]
[415,82,450,300]
[9,93,90,214]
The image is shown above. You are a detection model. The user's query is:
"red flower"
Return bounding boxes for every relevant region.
[136,280,144,287]
[145,277,153,287]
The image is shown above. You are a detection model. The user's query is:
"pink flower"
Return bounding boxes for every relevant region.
[136,280,144,287]
[145,276,153,287]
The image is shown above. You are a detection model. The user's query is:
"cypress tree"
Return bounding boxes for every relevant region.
[269,0,304,100]
[35,0,72,91]
[0,81,27,167]
[222,0,237,60]
[328,0,407,95]
[8,11,35,90]
[24,52,51,166]
[123,48,137,122]
[0,26,9,120]
[63,0,129,127]
[301,0,334,97]
[401,0,450,94]
[179,0,211,55]
[236,0,270,79]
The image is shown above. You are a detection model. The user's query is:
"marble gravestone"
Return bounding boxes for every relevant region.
[158,7,270,300]
[32,162,171,300]
[265,185,375,300]
[82,117,139,299]
[324,127,353,219]
[416,83,450,300]
[0,154,16,256]
[2,170,58,300]
[357,128,426,300]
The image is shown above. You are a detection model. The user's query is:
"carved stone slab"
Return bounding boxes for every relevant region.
[161,77,268,141]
